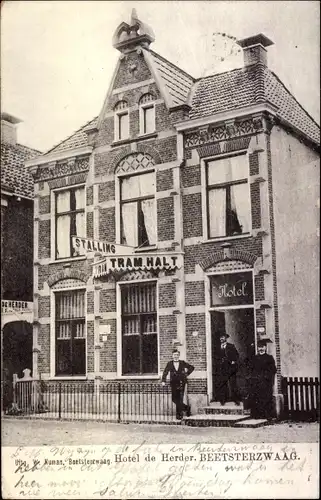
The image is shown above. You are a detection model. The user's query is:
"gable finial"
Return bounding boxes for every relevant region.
[112,9,155,52]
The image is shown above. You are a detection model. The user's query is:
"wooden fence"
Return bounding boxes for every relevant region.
[281,377,320,421]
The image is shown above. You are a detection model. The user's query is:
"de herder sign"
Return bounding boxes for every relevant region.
[93,253,183,278]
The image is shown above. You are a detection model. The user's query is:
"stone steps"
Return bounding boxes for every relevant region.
[183,414,249,427]
[186,401,268,427]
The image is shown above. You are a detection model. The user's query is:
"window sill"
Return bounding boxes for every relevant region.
[136,132,158,141]
[49,256,87,265]
[116,375,160,380]
[133,245,157,253]
[203,233,252,244]
[49,376,88,380]
[111,132,158,148]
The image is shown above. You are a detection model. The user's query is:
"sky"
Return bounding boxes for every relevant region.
[1,0,320,152]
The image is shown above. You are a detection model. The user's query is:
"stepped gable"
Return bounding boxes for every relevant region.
[1,142,41,198]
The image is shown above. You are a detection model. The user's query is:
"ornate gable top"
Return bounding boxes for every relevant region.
[112,9,155,53]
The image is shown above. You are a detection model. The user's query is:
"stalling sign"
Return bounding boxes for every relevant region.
[72,236,135,256]
[210,271,253,307]
[93,253,183,278]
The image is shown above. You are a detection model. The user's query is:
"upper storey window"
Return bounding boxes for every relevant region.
[55,186,85,259]
[206,154,250,238]
[139,93,155,135]
[114,100,129,141]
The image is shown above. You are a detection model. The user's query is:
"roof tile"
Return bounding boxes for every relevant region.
[1,143,41,198]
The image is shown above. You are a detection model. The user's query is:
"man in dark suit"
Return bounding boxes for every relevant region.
[248,339,276,419]
[161,350,194,419]
[217,333,241,406]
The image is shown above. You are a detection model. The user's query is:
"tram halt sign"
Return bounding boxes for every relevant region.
[71,236,183,276]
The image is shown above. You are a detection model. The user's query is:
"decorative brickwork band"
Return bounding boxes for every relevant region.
[185,117,263,148]
[32,157,90,182]
[47,268,90,287]
[199,248,258,271]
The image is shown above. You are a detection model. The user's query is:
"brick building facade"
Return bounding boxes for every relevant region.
[1,113,40,407]
[26,12,320,415]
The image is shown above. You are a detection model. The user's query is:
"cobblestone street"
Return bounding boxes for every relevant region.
[2,417,318,447]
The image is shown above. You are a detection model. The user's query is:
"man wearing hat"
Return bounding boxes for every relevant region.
[161,349,194,419]
[217,333,241,406]
[248,339,277,419]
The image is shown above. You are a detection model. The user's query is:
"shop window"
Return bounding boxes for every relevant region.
[55,289,86,376]
[139,93,155,135]
[206,154,250,238]
[121,282,158,375]
[55,186,85,259]
[120,171,156,248]
[114,100,129,141]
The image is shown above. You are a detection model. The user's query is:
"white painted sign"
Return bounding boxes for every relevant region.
[72,236,135,256]
[93,253,183,278]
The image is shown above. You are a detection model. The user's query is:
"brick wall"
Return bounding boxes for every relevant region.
[250,183,261,229]
[100,288,116,312]
[156,169,173,192]
[38,296,50,318]
[38,219,50,260]
[2,197,33,301]
[157,197,174,241]
[98,181,115,202]
[113,52,152,88]
[38,324,50,373]
[159,315,177,369]
[39,195,50,214]
[99,207,116,241]
[158,283,176,308]
[87,291,94,314]
[182,164,201,188]
[87,212,93,239]
[86,186,93,206]
[185,281,205,307]
[249,152,259,176]
[186,313,206,370]
[182,193,203,238]
[87,320,95,372]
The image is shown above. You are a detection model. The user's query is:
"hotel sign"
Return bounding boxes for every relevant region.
[72,236,135,256]
[93,253,183,278]
[210,271,253,307]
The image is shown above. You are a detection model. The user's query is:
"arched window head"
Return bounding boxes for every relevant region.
[114,101,129,141]
[139,93,156,135]
[116,153,157,249]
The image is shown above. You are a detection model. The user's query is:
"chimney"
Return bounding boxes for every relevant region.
[236,34,274,67]
[1,112,22,145]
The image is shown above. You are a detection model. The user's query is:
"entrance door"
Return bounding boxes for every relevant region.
[211,308,255,402]
[2,321,33,409]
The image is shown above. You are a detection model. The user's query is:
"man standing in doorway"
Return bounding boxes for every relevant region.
[218,333,241,405]
[248,339,276,419]
[161,350,194,420]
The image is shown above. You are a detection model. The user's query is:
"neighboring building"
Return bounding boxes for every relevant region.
[1,112,41,407]
[26,12,320,415]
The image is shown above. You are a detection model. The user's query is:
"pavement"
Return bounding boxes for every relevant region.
[2,416,319,447]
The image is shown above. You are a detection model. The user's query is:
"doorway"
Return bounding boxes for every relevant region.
[2,321,33,409]
[211,308,255,402]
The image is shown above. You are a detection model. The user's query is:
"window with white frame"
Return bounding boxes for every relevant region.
[114,100,129,141]
[139,93,155,135]
[120,170,156,248]
[55,186,85,259]
[121,282,158,375]
[206,154,250,238]
[55,289,86,376]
